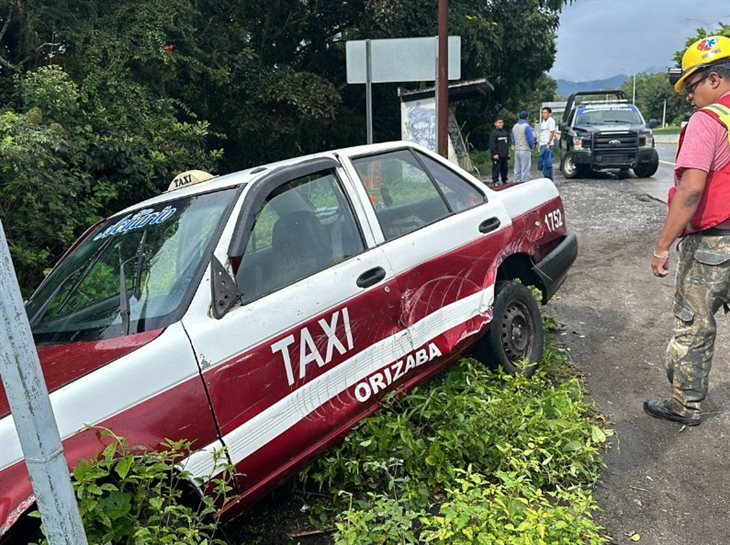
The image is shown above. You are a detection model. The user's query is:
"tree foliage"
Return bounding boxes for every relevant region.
[0,0,571,294]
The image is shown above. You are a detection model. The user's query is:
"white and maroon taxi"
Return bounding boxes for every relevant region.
[0,142,576,540]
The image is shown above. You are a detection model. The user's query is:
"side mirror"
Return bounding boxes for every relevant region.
[558,122,566,131]
[648,119,658,129]
[210,255,242,319]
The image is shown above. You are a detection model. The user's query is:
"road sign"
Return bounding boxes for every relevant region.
[346,36,461,84]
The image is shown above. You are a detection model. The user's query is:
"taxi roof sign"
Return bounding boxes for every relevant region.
[167,170,214,192]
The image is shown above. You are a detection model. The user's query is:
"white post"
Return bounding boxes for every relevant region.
[0,220,88,545]
[632,74,636,104]
[662,99,667,127]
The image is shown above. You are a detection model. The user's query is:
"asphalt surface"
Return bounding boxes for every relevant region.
[549,153,730,545]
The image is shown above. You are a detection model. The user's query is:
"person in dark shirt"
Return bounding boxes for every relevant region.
[488,117,509,184]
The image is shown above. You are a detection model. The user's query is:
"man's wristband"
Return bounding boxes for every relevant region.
[653,250,670,260]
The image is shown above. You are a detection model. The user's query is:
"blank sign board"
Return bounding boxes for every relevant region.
[346,36,461,84]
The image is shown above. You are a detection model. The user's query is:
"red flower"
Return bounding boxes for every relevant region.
[163,43,174,52]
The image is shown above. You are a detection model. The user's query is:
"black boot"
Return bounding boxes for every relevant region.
[643,399,700,426]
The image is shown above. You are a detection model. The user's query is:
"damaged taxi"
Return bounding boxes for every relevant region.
[0,141,576,541]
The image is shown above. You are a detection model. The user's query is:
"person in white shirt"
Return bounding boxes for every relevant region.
[537,107,556,180]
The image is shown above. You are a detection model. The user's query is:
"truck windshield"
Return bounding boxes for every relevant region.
[576,107,643,125]
[26,187,239,344]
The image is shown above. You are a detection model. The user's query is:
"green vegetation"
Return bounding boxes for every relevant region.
[0,0,572,295]
[652,126,680,135]
[31,431,235,545]
[283,319,612,544]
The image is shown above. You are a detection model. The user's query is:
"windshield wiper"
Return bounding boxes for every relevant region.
[118,231,148,335]
[28,270,82,327]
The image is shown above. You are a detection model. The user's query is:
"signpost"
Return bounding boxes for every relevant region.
[346,36,461,145]
[0,220,88,545]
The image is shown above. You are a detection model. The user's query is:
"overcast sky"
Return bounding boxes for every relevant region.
[551,0,730,82]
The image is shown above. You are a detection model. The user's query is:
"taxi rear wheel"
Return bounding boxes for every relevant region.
[473,281,543,377]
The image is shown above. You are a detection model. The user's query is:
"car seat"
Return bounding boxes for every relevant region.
[269,210,333,290]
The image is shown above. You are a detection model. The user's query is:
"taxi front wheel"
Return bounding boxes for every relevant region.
[474,281,543,377]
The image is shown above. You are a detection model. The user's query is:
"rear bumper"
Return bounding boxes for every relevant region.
[532,232,578,303]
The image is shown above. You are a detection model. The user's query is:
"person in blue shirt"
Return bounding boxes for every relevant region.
[511,111,535,182]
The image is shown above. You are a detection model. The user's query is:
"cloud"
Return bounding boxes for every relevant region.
[551,0,730,81]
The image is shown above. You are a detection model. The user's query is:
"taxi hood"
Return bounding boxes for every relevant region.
[0,329,163,419]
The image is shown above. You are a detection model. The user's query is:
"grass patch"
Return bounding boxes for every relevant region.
[652,126,680,134]
[287,319,612,545]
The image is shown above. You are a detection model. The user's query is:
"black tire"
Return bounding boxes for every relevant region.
[633,155,659,178]
[473,281,543,376]
[560,152,584,179]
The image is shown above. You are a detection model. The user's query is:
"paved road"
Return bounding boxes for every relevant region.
[550,168,730,545]
[624,143,676,203]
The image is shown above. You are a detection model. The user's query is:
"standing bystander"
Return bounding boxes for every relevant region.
[645,35,730,426]
[489,117,509,184]
[511,111,535,183]
[537,107,556,180]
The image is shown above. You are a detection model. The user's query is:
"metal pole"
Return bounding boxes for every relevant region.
[437,0,448,157]
[662,98,667,127]
[365,39,373,144]
[632,73,636,104]
[0,221,88,545]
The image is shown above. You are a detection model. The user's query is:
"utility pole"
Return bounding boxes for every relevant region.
[0,221,88,545]
[662,98,667,127]
[437,0,448,157]
[632,73,636,104]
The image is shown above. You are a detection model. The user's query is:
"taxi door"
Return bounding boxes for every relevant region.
[341,147,512,376]
[181,157,402,499]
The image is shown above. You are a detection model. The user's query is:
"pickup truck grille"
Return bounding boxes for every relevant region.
[592,131,638,151]
[590,131,638,167]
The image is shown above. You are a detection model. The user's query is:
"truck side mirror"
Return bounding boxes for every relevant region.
[558,123,566,131]
[648,119,658,129]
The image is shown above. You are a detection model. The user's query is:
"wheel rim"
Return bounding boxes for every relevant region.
[563,156,576,176]
[500,300,534,361]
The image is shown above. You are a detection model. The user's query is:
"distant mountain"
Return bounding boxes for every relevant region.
[555,66,669,98]
[556,75,630,97]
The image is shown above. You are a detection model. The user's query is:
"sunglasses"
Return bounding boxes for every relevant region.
[685,72,709,95]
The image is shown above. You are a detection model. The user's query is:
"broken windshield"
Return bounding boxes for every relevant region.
[26,187,240,344]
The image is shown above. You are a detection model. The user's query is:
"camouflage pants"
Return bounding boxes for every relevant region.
[666,233,730,420]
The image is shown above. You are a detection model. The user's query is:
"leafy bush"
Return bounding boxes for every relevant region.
[32,431,235,545]
[299,327,611,544]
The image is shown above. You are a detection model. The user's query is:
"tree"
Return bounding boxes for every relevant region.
[0,0,573,293]
[620,72,687,126]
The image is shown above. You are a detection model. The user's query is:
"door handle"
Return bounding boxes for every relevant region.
[357,266,386,288]
[479,217,501,234]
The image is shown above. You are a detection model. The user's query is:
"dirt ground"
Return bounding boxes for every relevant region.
[552,175,730,545]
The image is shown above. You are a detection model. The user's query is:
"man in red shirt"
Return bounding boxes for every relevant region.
[646,35,730,426]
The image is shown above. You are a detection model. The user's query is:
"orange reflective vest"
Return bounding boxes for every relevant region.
[669,93,730,235]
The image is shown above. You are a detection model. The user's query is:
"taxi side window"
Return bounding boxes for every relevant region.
[236,171,365,302]
[415,152,486,212]
[351,149,451,240]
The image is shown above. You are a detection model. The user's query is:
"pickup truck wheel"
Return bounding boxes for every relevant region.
[633,156,659,178]
[560,152,581,179]
[475,281,543,376]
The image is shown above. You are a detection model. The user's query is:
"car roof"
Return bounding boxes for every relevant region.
[115,140,419,215]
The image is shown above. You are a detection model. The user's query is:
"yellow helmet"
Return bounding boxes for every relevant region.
[674,35,730,92]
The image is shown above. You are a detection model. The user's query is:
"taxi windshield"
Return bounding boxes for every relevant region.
[26,187,239,344]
